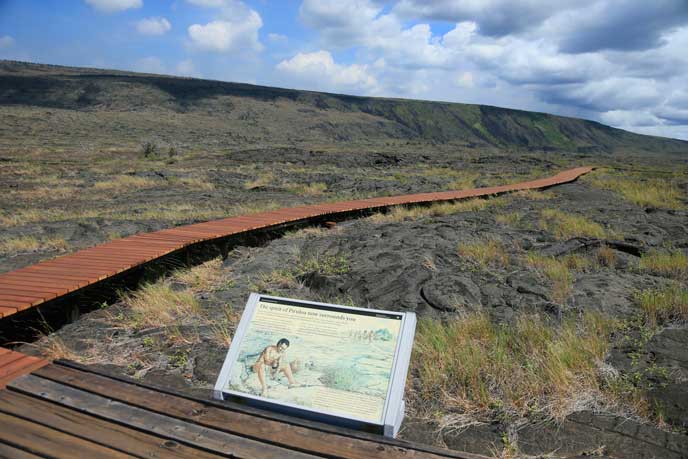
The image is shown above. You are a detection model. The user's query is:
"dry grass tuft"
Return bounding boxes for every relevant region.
[123,281,200,328]
[0,209,48,226]
[209,306,240,347]
[369,197,506,223]
[173,258,224,291]
[39,335,81,361]
[0,235,68,255]
[243,172,275,190]
[93,175,159,190]
[412,311,615,422]
[284,182,328,196]
[596,245,617,268]
[512,189,552,200]
[458,239,510,269]
[638,249,688,280]
[526,254,573,303]
[446,171,480,190]
[495,211,521,226]
[587,172,683,209]
[636,284,688,327]
[250,254,349,293]
[174,176,215,190]
[16,186,80,201]
[252,270,302,292]
[539,209,606,239]
[283,226,329,239]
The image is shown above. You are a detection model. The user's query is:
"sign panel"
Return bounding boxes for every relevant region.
[214,293,416,437]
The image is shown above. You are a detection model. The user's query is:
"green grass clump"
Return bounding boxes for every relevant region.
[412,311,614,421]
[638,249,688,280]
[297,254,350,276]
[458,239,509,269]
[526,254,573,303]
[636,284,688,327]
[539,209,606,239]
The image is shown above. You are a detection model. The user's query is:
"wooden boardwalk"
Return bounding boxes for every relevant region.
[0,357,487,459]
[0,167,596,458]
[0,348,48,389]
[0,166,593,320]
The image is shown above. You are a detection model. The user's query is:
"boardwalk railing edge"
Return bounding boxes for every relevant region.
[0,166,593,320]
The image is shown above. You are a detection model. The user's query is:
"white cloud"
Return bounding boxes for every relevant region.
[394,0,596,37]
[299,0,383,46]
[134,56,165,74]
[600,110,663,128]
[175,59,201,77]
[277,50,378,92]
[136,17,171,36]
[84,0,142,13]
[0,36,14,49]
[187,1,263,53]
[268,33,288,42]
[186,0,226,7]
[454,71,475,88]
[296,1,688,139]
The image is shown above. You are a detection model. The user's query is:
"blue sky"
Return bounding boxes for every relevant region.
[1,0,688,140]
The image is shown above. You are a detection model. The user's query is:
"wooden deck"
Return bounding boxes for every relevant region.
[0,356,487,459]
[0,166,593,320]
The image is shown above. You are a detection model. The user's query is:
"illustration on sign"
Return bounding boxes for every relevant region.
[224,299,403,423]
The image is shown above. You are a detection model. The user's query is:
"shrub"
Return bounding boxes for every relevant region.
[141,140,158,158]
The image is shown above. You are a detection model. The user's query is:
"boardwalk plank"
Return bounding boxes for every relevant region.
[0,411,136,459]
[33,364,484,459]
[0,391,230,459]
[0,442,46,459]
[0,307,18,318]
[0,356,47,381]
[0,352,25,368]
[10,375,319,459]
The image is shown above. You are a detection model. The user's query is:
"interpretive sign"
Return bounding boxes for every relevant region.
[213,293,416,437]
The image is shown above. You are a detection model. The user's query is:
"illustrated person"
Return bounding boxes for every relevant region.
[252,338,296,397]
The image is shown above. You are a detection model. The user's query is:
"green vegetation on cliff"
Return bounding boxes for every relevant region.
[1,60,685,155]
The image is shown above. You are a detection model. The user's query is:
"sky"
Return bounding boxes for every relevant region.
[1,0,688,140]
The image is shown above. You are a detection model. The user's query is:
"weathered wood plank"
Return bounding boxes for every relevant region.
[9,375,319,459]
[0,411,137,459]
[34,364,486,459]
[0,442,46,459]
[0,391,229,459]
